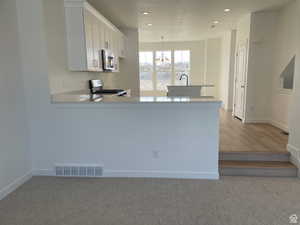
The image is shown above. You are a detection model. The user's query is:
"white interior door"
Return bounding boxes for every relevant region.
[234,40,248,120]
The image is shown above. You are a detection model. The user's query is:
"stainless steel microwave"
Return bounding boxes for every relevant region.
[101,49,116,71]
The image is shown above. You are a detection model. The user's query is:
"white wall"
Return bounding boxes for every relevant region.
[139,39,221,98]
[34,103,220,179]
[245,11,278,122]
[219,30,236,111]
[271,1,298,131]
[44,0,139,95]
[117,29,140,97]
[234,6,296,128]
[205,38,222,98]
[16,0,56,177]
[0,0,31,200]
[288,0,300,168]
[236,14,251,46]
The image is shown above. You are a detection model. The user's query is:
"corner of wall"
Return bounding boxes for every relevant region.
[288,144,300,170]
[0,171,32,201]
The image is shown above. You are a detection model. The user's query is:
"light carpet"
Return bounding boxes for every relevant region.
[0,176,300,225]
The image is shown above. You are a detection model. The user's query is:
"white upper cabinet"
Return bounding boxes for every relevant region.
[64,0,126,72]
[83,8,99,71]
[119,33,127,58]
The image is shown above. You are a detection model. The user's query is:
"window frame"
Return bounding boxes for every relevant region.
[174,50,191,86]
[278,55,296,95]
[155,50,173,91]
[139,49,191,93]
[139,51,154,91]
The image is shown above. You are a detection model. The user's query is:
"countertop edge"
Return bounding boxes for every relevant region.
[51,93,222,105]
[51,100,222,104]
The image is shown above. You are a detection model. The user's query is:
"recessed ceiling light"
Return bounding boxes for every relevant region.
[213,20,220,24]
[142,11,151,15]
[224,8,231,12]
[147,23,153,26]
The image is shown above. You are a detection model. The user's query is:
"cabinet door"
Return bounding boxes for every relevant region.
[111,31,117,57]
[91,14,102,71]
[104,26,111,50]
[98,20,105,51]
[114,32,121,58]
[119,35,126,58]
[83,9,94,70]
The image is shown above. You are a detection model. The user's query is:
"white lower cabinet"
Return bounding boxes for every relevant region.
[64,0,126,72]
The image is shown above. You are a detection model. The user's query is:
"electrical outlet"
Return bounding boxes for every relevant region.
[152,150,160,159]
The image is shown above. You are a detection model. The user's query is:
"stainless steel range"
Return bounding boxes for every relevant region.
[88,80,127,96]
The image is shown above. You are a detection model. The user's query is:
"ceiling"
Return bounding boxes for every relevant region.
[88,0,292,42]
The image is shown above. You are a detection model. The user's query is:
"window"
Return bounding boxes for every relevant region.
[280,55,295,90]
[174,50,190,85]
[139,52,153,91]
[156,51,172,91]
[139,50,191,92]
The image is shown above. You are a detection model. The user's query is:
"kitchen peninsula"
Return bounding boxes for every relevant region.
[41,0,222,180]
[50,93,222,179]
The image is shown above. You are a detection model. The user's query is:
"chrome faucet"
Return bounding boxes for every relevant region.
[179,73,189,86]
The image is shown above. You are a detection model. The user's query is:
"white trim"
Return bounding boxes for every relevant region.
[270,120,289,132]
[32,169,55,176]
[243,118,270,124]
[277,88,293,96]
[33,169,219,180]
[104,170,219,180]
[233,38,249,121]
[241,118,289,132]
[0,171,32,201]
[287,144,300,169]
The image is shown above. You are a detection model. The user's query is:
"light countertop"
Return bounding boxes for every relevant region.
[51,92,221,104]
[167,85,215,88]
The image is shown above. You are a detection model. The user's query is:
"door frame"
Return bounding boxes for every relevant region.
[232,39,249,122]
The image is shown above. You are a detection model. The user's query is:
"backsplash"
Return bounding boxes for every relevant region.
[48,71,118,94]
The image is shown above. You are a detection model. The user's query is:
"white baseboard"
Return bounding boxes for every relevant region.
[270,120,289,132]
[104,170,219,180]
[288,144,300,169]
[32,169,55,176]
[0,171,32,201]
[243,118,289,132]
[33,169,219,180]
[243,118,270,123]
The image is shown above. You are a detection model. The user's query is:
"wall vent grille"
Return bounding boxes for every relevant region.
[55,164,103,177]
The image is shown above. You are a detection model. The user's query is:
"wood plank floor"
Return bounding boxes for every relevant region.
[220,110,288,153]
[220,160,295,168]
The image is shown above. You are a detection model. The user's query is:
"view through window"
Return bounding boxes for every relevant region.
[139,52,153,91]
[139,50,190,92]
